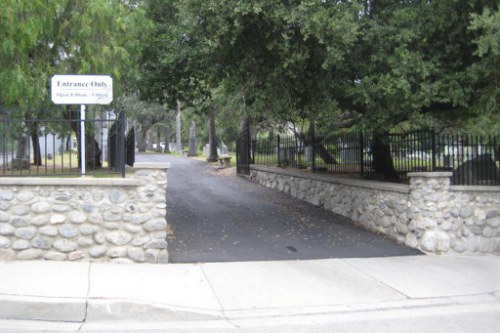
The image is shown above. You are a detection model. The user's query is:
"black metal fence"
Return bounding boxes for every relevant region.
[0,106,134,177]
[249,130,500,185]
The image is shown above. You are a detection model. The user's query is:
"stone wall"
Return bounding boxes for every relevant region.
[0,162,169,263]
[250,166,500,255]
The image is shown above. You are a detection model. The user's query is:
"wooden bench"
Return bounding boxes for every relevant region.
[218,156,232,167]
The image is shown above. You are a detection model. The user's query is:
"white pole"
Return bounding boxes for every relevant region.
[80,105,86,176]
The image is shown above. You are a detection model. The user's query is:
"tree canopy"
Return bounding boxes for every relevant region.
[140,0,500,134]
[0,0,149,108]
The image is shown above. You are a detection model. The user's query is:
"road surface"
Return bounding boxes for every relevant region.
[137,153,420,263]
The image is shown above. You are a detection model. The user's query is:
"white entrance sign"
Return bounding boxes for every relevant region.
[51,75,113,105]
[50,75,113,176]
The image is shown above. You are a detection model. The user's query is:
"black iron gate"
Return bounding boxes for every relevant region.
[236,127,251,175]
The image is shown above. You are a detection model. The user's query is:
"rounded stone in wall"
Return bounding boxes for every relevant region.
[103,212,121,222]
[88,213,103,224]
[451,238,467,253]
[12,239,30,250]
[483,227,494,238]
[131,236,150,247]
[0,236,11,248]
[144,219,166,232]
[0,223,15,235]
[0,249,16,260]
[53,205,69,213]
[78,237,95,248]
[124,224,142,234]
[0,190,15,201]
[106,247,127,258]
[15,227,37,240]
[0,211,10,222]
[127,247,145,262]
[32,237,52,249]
[459,207,473,219]
[10,205,31,216]
[82,203,96,213]
[11,217,28,227]
[17,191,35,202]
[89,245,107,258]
[144,249,159,263]
[44,251,67,261]
[103,222,120,230]
[144,239,168,249]
[109,189,127,204]
[132,214,151,225]
[58,224,79,238]
[79,224,98,235]
[94,233,106,245]
[17,249,43,260]
[92,190,105,202]
[420,231,450,252]
[31,215,50,226]
[54,195,70,202]
[50,214,66,224]
[106,231,132,246]
[404,233,419,248]
[68,211,87,224]
[53,239,78,253]
[39,225,58,236]
[68,251,85,261]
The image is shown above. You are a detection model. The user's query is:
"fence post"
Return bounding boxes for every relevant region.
[115,110,126,177]
[311,122,316,172]
[431,130,436,171]
[277,135,281,166]
[360,132,364,176]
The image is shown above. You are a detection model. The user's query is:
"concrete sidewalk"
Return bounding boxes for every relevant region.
[0,256,499,332]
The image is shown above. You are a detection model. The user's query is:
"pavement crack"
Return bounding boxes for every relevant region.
[342,260,411,300]
[199,264,240,329]
[78,262,92,331]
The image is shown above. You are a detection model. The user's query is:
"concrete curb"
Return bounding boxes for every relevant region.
[1,256,499,332]
[0,294,500,332]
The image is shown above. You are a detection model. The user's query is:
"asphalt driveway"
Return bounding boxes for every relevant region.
[137,153,420,263]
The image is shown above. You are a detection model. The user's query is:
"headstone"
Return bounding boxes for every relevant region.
[453,154,500,185]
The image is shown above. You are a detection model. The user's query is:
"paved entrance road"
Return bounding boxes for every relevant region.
[138,154,420,263]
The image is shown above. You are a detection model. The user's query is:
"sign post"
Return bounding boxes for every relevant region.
[51,75,113,176]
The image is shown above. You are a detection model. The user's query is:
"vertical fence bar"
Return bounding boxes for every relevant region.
[311,123,316,172]
[431,130,436,172]
[359,132,364,177]
[277,135,280,167]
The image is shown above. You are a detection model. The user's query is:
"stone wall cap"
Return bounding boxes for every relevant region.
[251,165,409,194]
[132,162,171,170]
[450,185,500,192]
[407,172,453,178]
[0,177,141,187]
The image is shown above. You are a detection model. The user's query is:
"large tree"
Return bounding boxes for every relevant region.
[1,0,148,167]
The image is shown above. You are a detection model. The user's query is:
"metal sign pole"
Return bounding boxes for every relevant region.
[81,104,86,176]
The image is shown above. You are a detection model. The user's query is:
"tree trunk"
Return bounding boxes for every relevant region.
[175,99,182,153]
[188,120,197,156]
[146,129,154,151]
[163,127,171,153]
[207,108,218,162]
[371,132,399,180]
[138,126,148,152]
[299,123,337,165]
[155,128,162,153]
[25,115,42,166]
